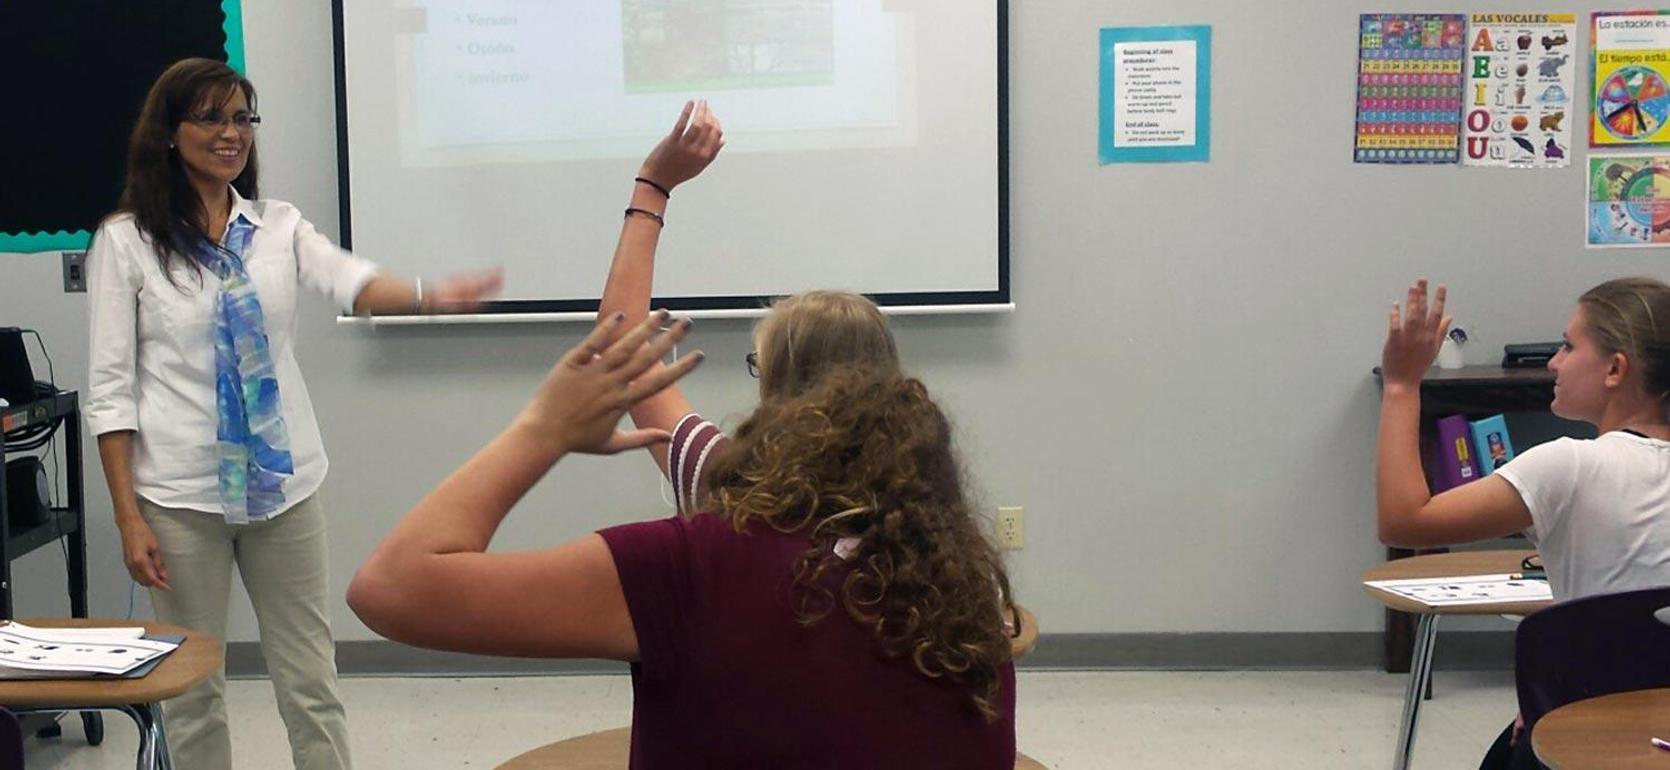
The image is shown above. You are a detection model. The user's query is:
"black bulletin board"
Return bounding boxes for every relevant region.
[0,1,245,253]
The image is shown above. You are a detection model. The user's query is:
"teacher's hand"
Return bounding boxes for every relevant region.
[638,100,725,192]
[425,268,505,314]
[517,310,704,455]
[118,518,171,592]
[1382,278,1451,390]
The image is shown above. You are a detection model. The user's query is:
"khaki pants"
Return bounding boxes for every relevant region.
[139,494,352,770]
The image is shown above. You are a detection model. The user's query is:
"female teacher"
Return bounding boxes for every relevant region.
[86,58,500,769]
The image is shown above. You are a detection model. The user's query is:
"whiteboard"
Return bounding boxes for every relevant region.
[331,0,1009,315]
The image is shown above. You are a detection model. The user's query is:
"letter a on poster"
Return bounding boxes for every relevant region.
[1099,26,1212,163]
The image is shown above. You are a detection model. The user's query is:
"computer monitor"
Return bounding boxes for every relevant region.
[0,327,38,407]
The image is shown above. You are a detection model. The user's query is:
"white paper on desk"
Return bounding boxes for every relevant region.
[4,623,145,640]
[0,624,176,676]
[1364,574,1553,608]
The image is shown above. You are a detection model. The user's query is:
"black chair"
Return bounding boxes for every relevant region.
[0,706,23,769]
[1516,585,1670,733]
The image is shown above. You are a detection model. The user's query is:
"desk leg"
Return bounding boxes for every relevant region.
[153,703,173,770]
[65,408,88,619]
[119,703,169,770]
[11,704,170,769]
[1393,614,1439,770]
[0,450,11,620]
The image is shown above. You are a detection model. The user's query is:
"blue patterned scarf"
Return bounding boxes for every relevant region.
[197,215,292,523]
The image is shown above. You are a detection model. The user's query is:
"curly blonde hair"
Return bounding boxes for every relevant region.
[703,367,1017,721]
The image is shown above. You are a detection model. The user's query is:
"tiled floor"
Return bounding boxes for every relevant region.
[22,670,1514,768]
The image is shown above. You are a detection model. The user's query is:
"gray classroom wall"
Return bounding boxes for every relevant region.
[2,1,1663,659]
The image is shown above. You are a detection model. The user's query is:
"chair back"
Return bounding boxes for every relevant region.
[1515,585,1670,731]
[0,706,23,769]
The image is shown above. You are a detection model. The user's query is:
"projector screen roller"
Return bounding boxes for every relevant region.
[333,0,1007,313]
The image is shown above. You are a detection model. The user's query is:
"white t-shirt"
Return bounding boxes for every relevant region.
[85,189,378,518]
[1496,431,1670,602]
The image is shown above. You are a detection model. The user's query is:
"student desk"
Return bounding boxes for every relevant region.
[1362,550,1549,770]
[1532,688,1670,769]
[495,727,1051,769]
[0,618,222,770]
[1373,366,1558,674]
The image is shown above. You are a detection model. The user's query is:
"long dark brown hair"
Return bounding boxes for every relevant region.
[703,368,1017,721]
[115,58,259,284]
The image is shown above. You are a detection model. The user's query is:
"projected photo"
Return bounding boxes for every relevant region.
[623,0,835,92]
[394,0,904,161]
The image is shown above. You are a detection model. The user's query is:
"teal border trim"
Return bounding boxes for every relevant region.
[0,1,246,253]
[223,0,247,74]
[1099,25,1213,164]
[0,231,90,253]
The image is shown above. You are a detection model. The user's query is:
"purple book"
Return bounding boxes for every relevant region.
[1433,415,1481,491]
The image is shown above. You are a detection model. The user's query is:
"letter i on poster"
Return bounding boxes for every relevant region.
[1462,14,1576,167]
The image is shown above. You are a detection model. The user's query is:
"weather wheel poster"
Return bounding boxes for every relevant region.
[1592,11,1670,148]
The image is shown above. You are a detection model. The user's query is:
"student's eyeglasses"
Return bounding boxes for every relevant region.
[745,352,760,378]
[185,110,261,133]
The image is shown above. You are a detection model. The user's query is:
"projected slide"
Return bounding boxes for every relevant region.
[397,0,907,164]
[338,0,1001,307]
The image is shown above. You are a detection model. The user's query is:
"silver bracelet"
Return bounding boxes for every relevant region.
[414,277,425,313]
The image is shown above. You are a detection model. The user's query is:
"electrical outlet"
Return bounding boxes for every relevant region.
[62,251,86,293]
[997,506,1024,550]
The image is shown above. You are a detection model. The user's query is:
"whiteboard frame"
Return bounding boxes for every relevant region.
[329,0,1011,316]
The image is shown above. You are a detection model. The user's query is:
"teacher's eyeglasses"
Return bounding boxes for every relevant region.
[186,110,261,133]
[745,352,760,378]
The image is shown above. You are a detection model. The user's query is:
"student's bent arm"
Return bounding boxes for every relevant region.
[1375,279,1534,547]
[347,423,639,658]
[597,178,689,477]
[597,100,723,476]
[348,313,703,659]
[1376,385,1532,546]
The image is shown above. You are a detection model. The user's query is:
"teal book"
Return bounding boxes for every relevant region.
[1469,414,1515,475]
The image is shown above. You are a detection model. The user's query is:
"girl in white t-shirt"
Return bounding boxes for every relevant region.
[1377,277,1670,768]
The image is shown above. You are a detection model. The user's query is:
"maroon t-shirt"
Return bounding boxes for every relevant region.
[598,415,1016,768]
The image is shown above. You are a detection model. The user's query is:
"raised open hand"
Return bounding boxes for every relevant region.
[637,100,725,193]
[518,310,704,455]
[1381,279,1452,388]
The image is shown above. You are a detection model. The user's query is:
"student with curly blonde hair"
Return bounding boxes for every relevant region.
[349,102,1019,767]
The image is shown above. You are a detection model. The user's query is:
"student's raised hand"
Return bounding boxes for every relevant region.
[424,268,505,314]
[637,100,725,193]
[517,310,704,455]
[1381,279,1451,389]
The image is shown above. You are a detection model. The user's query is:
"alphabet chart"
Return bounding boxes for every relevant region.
[1354,14,1467,164]
[1461,14,1576,168]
